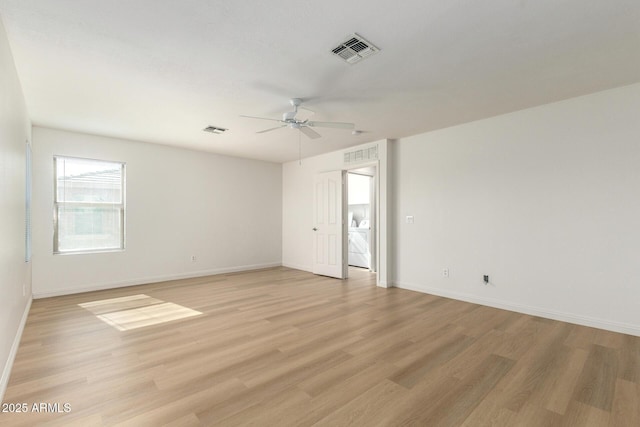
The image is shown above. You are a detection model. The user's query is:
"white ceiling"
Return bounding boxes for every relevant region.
[1,1,639,163]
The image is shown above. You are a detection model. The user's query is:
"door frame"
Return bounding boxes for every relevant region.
[344,161,379,278]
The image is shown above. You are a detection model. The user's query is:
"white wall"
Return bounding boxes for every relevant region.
[32,127,282,297]
[282,140,391,286]
[0,16,32,401]
[393,83,640,336]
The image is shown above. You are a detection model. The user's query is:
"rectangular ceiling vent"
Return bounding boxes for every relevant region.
[203,126,227,134]
[331,33,379,65]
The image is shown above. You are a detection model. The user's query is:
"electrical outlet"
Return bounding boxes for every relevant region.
[406,215,414,224]
[443,268,449,278]
[191,255,197,262]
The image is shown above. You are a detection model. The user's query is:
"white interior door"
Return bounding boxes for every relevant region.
[312,170,346,279]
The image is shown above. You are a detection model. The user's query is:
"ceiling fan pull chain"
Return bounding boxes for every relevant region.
[299,130,302,166]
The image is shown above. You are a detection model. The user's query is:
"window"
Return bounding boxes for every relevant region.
[54,156,125,254]
[25,140,32,262]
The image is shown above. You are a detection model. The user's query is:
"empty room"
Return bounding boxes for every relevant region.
[1,1,639,426]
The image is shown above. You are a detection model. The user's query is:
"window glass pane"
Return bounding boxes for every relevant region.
[56,157,122,203]
[54,156,125,254]
[348,173,370,204]
[25,141,32,262]
[57,205,122,252]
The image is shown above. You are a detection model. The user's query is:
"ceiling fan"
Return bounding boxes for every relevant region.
[241,98,354,139]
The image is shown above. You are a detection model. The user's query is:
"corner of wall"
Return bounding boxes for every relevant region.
[0,13,34,404]
[0,297,31,403]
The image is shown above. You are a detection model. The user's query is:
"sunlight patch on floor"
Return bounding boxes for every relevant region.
[79,294,202,331]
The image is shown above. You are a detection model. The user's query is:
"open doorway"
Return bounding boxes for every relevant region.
[347,166,376,274]
[311,165,378,281]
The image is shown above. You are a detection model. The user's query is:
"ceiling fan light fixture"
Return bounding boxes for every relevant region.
[283,111,297,121]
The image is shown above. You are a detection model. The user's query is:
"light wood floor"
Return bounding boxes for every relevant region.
[1,267,639,426]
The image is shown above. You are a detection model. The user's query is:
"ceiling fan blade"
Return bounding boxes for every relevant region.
[306,121,354,130]
[256,125,286,134]
[240,115,282,122]
[299,126,321,139]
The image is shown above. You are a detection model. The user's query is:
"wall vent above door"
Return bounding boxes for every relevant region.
[331,33,379,65]
[344,146,378,164]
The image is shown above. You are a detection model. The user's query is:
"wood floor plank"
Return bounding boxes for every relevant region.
[284,360,399,426]
[574,344,620,412]
[216,386,311,427]
[563,401,611,427]
[497,322,574,413]
[618,334,640,384]
[370,373,461,426]
[459,401,517,427]
[389,333,476,389]
[2,266,639,426]
[610,379,640,427]
[543,347,589,415]
[443,329,507,381]
[413,354,515,426]
[311,379,408,427]
[514,403,564,427]
[296,353,378,398]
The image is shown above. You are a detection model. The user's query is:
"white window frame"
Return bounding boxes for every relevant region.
[53,156,126,254]
[25,140,32,262]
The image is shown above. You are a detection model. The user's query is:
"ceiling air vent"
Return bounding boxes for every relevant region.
[331,33,379,65]
[203,126,227,134]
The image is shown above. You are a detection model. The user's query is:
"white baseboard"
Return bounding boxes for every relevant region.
[33,262,282,299]
[1,297,32,403]
[394,281,640,337]
[281,262,312,272]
